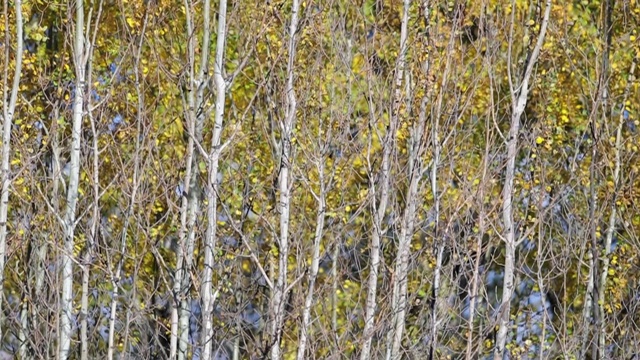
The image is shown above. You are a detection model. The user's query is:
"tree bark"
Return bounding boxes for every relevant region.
[268,2,299,359]
[170,0,211,357]
[360,1,409,358]
[201,0,227,357]
[0,0,23,344]
[60,0,87,357]
[598,55,636,360]
[494,1,551,359]
[107,4,146,359]
[387,95,428,360]
[80,3,104,358]
[296,152,328,360]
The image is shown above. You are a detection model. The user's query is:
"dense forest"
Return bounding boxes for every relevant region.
[1,0,639,359]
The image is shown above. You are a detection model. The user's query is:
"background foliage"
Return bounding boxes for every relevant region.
[1,0,640,359]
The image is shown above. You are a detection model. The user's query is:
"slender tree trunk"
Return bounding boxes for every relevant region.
[269,2,299,359]
[170,0,211,357]
[333,37,352,354]
[79,2,104,359]
[466,113,491,360]
[598,57,636,360]
[18,296,28,357]
[466,28,494,356]
[177,73,200,360]
[494,1,551,359]
[386,3,429,360]
[595,1,622,357]
[360,99,391,360]
[401,4,458,358]
[360,1,409,358]
[581,140,600,359]
[107,5,147,359]
[170,102,194,359]
[81,107,100,360]
[331,239,339,333]
[0,0,23,343]
[59,0,88,356]
[170,0,195,352]
[386,31,436,353]
[387,94,428,360]
[580,83,605,359]
[201,0,226,357]
[36,105,63,359]
[425,6,458,356]
[580,1,614,356]
[536,211,548,360]
[296,163,326,360]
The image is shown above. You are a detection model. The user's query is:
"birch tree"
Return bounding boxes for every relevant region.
[598,49,637,360]
[589,1,638,357]
[494,1,551,358]
[466,29,494,357]
[295,95,341,360]
[385,2,434,358]
[169,0,212,357]
[80,79,100,360]
[573,2,616,358]
[386,92,429,360]
[268,1,300,358]
[424,5,461,358]
[78,1,106,358]
[0,0,22,345]
[106,4,147,359]
[59,0,94,356]
[201,0,228,357]
[360,1,410,358]
[580,28,607,360]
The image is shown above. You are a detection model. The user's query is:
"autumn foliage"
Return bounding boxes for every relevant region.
[1,0,640,359]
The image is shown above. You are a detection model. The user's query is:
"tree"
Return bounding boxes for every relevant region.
[494,1,551,358]
[0,0,22,349]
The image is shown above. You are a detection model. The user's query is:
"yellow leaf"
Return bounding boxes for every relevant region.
[536,136,545,144]
[126,17,136,28]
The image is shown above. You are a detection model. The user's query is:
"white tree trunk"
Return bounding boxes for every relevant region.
[424,3,457,356]
[387,61,434,359]
[81,106,100,360]
[81,2,105,356]
[170,0,211,357]
[60,0,87,357]
[296,167,326,360]
[361,1,409,358]
[170,119,194,359]
[268,2,299,359]
[494,2,550,359]
[466,116,490,360]
[597,56,636,359]
[0,0,23,344]
[170,0,195,352]
[201,0,226,357]
[35,107,63,359]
